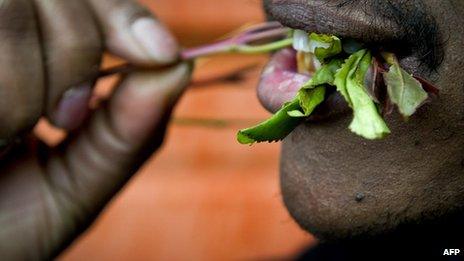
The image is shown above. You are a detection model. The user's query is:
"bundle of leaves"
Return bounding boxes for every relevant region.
[237,30,439,144]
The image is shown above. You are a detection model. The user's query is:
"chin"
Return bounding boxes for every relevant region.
[278,114,464,242]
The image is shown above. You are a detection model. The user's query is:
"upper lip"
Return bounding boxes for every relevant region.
[263,0,401,45]
[263,0,444,77]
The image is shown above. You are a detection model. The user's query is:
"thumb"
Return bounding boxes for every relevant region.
[46,63,191,234]
[87,0,179,65]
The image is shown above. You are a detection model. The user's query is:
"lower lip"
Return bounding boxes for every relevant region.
[257,48,350,120]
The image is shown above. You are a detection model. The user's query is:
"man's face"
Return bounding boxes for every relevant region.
[260,0,464,240]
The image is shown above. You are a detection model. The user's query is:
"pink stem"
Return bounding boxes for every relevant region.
[181,28,289,60]
[100,22,289,77]
[235,28,290,45]
[180,38,235,60]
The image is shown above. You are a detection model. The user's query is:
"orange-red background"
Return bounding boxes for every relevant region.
[60,0,315,260]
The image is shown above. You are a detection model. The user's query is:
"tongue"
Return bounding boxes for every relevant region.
[257,48,311,113]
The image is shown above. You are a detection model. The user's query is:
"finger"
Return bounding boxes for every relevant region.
[0,0,44,141]
[33,0,103,130]
[86,0,179,65]
[46,63,191,232]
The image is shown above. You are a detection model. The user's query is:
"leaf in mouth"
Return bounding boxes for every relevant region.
[237,98,303,144]
[301,59,343,88]
[229,25,438,145]
[288,86,326,117]
[308,33,342,62]
[237,86,326,144]
[334,49,391,139]
[382,52,429,118]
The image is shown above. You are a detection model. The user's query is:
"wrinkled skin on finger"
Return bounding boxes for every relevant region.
[0,0,44,141]
[268,0,464,240]
[0,0,186,259]
[0,0,179,144]
[0,0,102,141]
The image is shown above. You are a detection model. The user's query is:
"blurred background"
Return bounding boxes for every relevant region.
[59,0,315,259]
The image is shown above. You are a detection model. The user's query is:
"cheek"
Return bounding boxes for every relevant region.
[427,0,464,84]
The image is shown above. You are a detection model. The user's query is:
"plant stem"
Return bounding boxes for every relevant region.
[98,22,292,78]
[99,38,293,78]
[180,28,290,60]
[229,38,293,54]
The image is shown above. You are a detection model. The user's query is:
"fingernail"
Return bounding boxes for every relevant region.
[54,84,92,130]
[131,18,179,63]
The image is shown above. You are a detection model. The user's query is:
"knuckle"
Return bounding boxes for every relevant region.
[50,29,103,67]
[58,37,102,56]
[0,0,42,140]
[0,0,35,37]
[53,18,102,55]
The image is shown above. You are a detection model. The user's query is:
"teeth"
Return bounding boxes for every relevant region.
[297,51,322,75]
[292,29,311,52]
[313,56,322,70]
[293,30,330,73]
[293,29,332,54]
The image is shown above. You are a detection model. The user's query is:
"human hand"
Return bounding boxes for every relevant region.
[0,0,191,259]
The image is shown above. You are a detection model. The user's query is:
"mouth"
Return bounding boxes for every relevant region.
[257,0,443,119]
[258,48,350,120]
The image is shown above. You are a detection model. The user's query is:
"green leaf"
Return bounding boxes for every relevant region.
[382,53,428,118]
[287,110,305,117]
[334,50,391,139]
[237,86,326,144]
[309,33,342,61]
[288,86,326,118]
[301,59,342,89]
[234,38,294,54]
[334,50,363,106]
[237,99,303,144]
[295,86,326,117]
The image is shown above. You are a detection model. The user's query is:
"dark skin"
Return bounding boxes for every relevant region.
[263,0,464,248]
[1,0,463,259]
[0,0,191,259]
